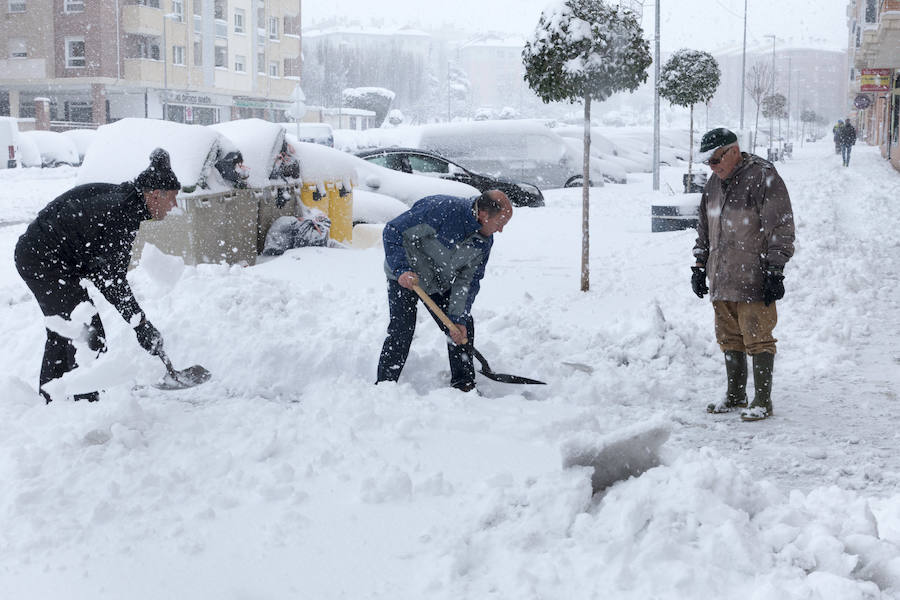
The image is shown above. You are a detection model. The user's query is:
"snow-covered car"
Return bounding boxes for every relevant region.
[20,130,80,167]
[355,147,544,208]
[284,136,480,222]
[0,116,20,168]
[416,119,625,188]
[60,128,98,164]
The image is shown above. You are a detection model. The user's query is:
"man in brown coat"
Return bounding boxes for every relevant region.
[691,128,796,421]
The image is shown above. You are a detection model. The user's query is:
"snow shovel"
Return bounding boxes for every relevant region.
[412,285,545,385]
[153,349,212,390]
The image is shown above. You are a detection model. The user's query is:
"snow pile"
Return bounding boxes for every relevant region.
[60,128,97,162]
[77,118,224,191]
[0,138,898,598]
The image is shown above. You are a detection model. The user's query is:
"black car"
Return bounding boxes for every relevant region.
[355,147,544,207]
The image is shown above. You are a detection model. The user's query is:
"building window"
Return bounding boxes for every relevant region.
[65,37,86,68]
[150,42,160,61]
[283,14,299,36]
[193,40,202,66]
[865,0,877,23]
[193,0,201,15]
[268,16,278,40]
[257,52,265,74]
[234,9,245,33]
[173,45,185,65]
[234,54,245,72]
[8,38,27,58]
[172,0,183,21]
[268,61,278,77]
[194,15,202,33]
[64,0,84,12]
[215,19,227,37]
[214,44,227,68]
[8,0,25,12]
[137,0,160,6]
[213,0,224,19]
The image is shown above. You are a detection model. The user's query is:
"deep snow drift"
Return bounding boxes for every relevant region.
[0,137,898,599]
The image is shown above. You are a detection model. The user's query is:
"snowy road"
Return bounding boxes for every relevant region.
[0,139,899,598]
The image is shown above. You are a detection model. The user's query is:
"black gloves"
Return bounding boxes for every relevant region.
[691,266,709,298]
[134,319,163,355]
[763,266,785,306]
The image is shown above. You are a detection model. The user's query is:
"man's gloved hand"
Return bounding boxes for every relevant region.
[691,266,709,298]
[763,266,785,306]
[134,320,163,355]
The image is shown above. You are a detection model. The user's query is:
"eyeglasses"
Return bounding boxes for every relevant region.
[705,146,733,166]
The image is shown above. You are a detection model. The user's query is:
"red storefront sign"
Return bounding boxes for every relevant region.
[860,68,893,92]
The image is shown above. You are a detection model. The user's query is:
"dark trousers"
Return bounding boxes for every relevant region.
[841,144,852,166]
[15,247,105,402]
[376,279,475,387]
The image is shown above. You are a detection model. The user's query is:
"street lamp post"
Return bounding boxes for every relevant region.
[161,13,178,121]
[652,0,660,191]
[765,34,776,158]
[740,0,747,130]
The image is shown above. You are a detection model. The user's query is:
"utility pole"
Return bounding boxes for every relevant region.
[740,0,747,130]
[652,0,660,191]
[766,34,776,158]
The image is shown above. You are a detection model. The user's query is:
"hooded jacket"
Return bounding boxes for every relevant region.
[383,195,492,324]
[15,182,152,323]
[693,153,795,302]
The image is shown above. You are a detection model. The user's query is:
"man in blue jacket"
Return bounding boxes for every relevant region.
[376,190,513,392]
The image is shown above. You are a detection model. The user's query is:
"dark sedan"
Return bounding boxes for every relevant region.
[355,147,544,207]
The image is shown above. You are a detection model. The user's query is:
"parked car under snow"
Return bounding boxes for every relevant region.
[354,147,544,208]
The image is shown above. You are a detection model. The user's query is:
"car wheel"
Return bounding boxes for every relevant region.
[564,175,593,188]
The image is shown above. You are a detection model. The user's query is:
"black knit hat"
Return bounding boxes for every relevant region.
[134,148,181,191]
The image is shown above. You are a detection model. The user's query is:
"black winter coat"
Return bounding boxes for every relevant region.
[839,124,857,147]
[15,182,152,323]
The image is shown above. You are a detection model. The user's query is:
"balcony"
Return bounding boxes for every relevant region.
[123,57,165,83]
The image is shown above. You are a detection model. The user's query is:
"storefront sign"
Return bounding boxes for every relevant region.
[860,68,892,92]
[233,96,292,110]
[854,94,873,109]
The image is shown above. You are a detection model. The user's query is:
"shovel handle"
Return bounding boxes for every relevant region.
[411,284,468,345]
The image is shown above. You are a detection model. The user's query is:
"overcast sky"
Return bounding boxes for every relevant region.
[303,0,848,53]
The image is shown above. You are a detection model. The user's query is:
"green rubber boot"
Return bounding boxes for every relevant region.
[707,351,748,413]
[741,352,775,421]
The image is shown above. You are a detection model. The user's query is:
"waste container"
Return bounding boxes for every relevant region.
[300,182,329,217]
[651,197,701,232]
[256,184,300,253]
[326,182,353,243]
[131,189,258,267]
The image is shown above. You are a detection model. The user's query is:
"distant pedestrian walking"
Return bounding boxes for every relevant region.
[833,120,843,154]
[838,120,857,167]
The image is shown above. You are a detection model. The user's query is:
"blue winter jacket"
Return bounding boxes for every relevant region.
[383,195,492,324]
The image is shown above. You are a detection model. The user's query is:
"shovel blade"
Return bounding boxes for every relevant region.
[478,369,546,385]
[153,365,212,390]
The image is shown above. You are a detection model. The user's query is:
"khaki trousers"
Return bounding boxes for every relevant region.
[713,301,778,355]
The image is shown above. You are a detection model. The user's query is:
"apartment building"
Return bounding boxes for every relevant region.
[0,0,301,128]
[847,0,900,170]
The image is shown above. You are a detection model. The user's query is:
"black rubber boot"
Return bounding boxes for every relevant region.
[741,352,775,421]
[707,350,748,413]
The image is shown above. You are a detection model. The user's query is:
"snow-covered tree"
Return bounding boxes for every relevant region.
[745,61,772,152]
[342,87,395,127]
[522,0,650,291]
[762,93,788,149]
[658,49,720,182]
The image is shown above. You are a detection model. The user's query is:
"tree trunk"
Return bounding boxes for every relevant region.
[581,95,591,292]
[753,103,761,153]
[687,105,694,187]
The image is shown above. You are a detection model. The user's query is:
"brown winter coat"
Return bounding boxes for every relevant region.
[693,153,795,302]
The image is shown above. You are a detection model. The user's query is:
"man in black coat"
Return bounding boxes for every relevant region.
[14,148,181,403]
[839,119,857,167]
